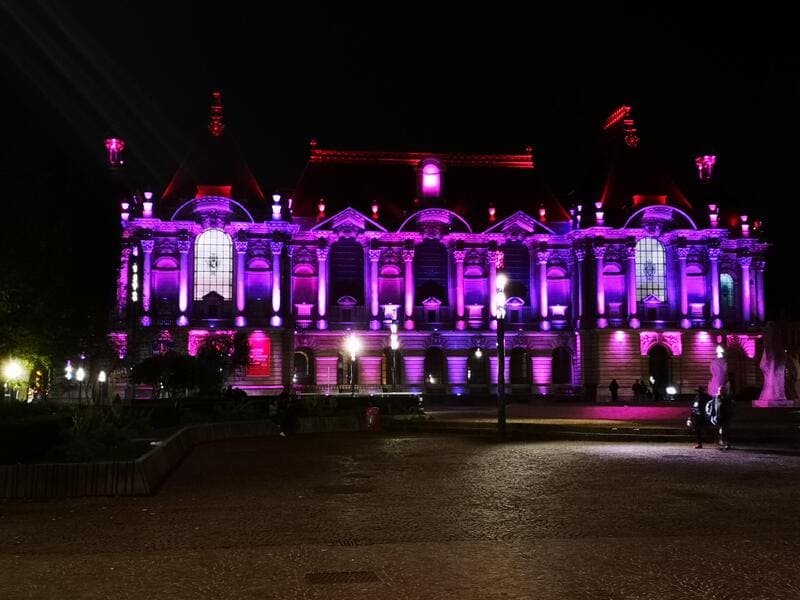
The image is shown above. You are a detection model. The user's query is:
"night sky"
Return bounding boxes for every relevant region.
[0,2,797,339]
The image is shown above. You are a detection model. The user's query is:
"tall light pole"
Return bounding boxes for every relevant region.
[345,333,362,397]
[495,273,508,437]
[390,322,399,391]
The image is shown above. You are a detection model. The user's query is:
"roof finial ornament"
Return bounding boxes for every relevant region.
[603,105,639,148]
[209,91,225,137]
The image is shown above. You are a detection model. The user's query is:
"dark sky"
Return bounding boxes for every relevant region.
[0,1,797,321]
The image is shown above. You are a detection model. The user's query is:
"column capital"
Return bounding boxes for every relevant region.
[317,246,329,261]
[574,248,586,262]
[140,239,155,253]
[271,241,284,255]
[121,246,132,259]
[625,245,637,260]
[452,250,467,263]
[177,240,191,253]
[753,260,766,271]
[487,250,502,266]
[368,249,382,262]
[592,245,606,259]
[234,240,248,254]
[676,246,690,260]
[707,248,721,261]
[738,255,752,268]
[402,249,415,263]
[536,250,550,264]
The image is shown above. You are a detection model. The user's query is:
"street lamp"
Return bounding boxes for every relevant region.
[3,359,25,402]
[98,370,107,404]
[76,367,86,401]
[495,273,508,437]
[345,333,362,397]
[389,322,400,391]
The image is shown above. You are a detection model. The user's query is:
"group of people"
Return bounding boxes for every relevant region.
[688,385,734,450]
[607,378,654,403]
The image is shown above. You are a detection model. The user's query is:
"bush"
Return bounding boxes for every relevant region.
[0,413,68,463]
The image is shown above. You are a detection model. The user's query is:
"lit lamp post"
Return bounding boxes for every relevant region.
[98,370,107,404]
[2,359,24,402]
[345,333,362,397]
[390,322,400,391]
[495,273,508,437]
[76,367,86,402]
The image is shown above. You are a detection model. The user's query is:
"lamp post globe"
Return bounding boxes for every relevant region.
[344,333,362,396]
[495,273,508,438]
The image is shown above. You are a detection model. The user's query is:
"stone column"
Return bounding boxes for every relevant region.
[369,248,381,328]
[118,246,131,316]
[538,250,550,330]
[626,244,639,327]
[271,241,283,325]
[453,250,466,327]
[177,238,191,315]
[141,238,154,313]
[403,248,415,328]
[708,247,721,328]
[316,245,329,329]
[677,246,690,329]
[593,245,606,327]
[235,239,248,315]
[739,255,752,323]
[754,260,766,322]
[574,249,585,325]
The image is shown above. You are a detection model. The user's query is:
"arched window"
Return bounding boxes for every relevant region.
[330,240,364,305]
[414,240,448,305]
[194,229,233,300]
[501,242,530,301]
[635,238,666,301]
[293,350,315,386]
[720,274,736,312]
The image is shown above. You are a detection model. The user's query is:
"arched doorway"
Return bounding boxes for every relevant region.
[337,353,359,387]
[726,346,747,398]
[647,345,671,402]
[381,348,403,388]
[424,348,446,393]
[552,347,572,385]
[293,349,315,387]
[467,348,488,385]
[510,348,530,385]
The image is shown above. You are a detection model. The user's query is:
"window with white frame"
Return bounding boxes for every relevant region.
[635,238,666,301]
[194,229,233,300]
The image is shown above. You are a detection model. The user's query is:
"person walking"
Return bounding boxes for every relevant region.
[609,379,620,403]
[715,386,735,450]
[688,386,710,449]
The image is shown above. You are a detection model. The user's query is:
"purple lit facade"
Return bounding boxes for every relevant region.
[109,99,767,401]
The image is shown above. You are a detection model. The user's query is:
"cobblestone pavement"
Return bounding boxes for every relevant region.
[2,433,800,599]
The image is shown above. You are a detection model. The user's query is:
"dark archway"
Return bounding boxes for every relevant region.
[647,345,671,401]
[552,347,572,385]
[467,348,488,385]
[424,347,446,392]
[337,353,359,386]
[501,241,530,301]
[381,348,403,387]
[510,347,530,385]
[293,349,315,386]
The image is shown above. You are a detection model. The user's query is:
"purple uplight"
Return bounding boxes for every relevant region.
[614,330,625,342]
[104,138,125,167]
[421,162,441,197]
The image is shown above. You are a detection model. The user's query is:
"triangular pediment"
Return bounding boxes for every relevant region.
[642,294,663,304]
[484,210,556,235]
[311,207,387,232]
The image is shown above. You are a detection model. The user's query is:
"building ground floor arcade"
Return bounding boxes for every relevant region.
[114,326,763,402]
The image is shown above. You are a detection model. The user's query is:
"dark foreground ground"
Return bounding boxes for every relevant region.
[2,433,800,599]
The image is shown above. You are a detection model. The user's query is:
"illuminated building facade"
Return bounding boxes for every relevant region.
[109,98,767,401]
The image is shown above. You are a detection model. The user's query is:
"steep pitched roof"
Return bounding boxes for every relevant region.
[291,146,569,229]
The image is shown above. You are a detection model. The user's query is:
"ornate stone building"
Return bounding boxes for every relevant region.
[109,98,767,401]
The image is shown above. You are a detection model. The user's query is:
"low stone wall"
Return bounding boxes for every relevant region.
[0,416,362,499]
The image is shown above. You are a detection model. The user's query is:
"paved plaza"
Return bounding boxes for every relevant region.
[2,433,800,599]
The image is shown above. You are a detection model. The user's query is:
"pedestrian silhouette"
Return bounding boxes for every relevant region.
[609,379,620,403]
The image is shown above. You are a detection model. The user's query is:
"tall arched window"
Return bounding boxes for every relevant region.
[635,238,666,301]
[194,229,233,300]
[720,274,736,312]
